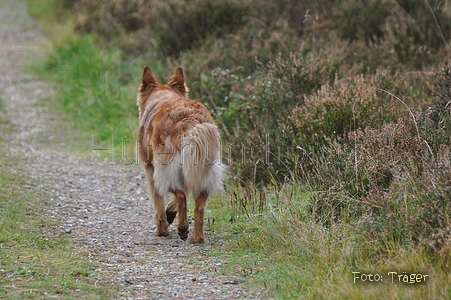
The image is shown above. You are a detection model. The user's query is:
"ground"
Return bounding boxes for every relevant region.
[0,0,263,298]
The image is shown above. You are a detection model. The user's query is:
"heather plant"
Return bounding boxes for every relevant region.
[73,0,250,58]
[293,110,451,252]
[356,115,451,252]
[388,0,451,68]
[200,67,246,138]
[303,92,451,251]
[74,0,146,38]
[149,0,250,57]
[205,52,335,135]
[428,59,451,124]
[394,0,451,51]
[287,74,402,147]
[333,0,391,45]
[175,15,307,100]
[201,52,337,184]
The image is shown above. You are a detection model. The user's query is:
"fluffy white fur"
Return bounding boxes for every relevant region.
[153,123,224,198]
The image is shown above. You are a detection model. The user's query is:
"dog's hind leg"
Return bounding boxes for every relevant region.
[190,190,208,244]
[173,190,189,240]
[146,165,169,236]
[165,195,177,225]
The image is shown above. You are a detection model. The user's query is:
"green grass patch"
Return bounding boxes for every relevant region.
[36,35,139,142]
[0,121,114,298]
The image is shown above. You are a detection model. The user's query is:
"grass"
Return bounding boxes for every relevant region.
[208,186,451,298]
[0,116,114,298]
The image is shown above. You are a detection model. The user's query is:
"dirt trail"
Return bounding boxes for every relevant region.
[0,1,262,298]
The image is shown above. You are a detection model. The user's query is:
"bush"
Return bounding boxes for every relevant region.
[150,0,250,57]
[73,0,250,58]
[389,0,451,68]
[428,59,451,124]
[287,73,404,146]
[74,0,145,38]
[201,52,337,184]
[333,0,391,45]
[303,71,451,250]
[394,0,451,50]
[358,115,451,252]
[299,106,451,252]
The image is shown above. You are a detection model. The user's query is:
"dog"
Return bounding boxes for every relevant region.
[137,66,224,243]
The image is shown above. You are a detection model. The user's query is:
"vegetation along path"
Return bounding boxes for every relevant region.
[0,1,263,298]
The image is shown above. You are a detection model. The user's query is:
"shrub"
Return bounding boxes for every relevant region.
[287,71,409,147]
[394,0,451,51]
[73,0,250,58]
[201,52,337,184]
[388,0,451,68]
[200,66,247,137]
[299,106,451,252]
[74,0,146,38]
[305,96,451,252]
[177,13,305,98]
[359,114,451,252]
[428,59,451,124]
[149,0,250,57]
[333,0,391,45]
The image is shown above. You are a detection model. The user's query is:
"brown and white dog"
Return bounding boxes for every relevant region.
[137,66,224,243]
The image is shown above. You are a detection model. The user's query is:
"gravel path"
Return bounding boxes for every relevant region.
[0,1,263,298]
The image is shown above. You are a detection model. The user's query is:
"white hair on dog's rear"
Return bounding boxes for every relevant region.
[153,123,224,198]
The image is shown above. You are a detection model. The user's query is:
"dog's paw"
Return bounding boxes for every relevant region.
[189,235,204,244]
[154,219,170,236]
[178,226,189,240]
[154,228,169,237]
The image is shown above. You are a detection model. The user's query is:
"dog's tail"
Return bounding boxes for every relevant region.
[182,123,224,197]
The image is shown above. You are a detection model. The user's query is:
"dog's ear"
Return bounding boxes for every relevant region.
[168,67,188,96]
[141,66,158,87]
